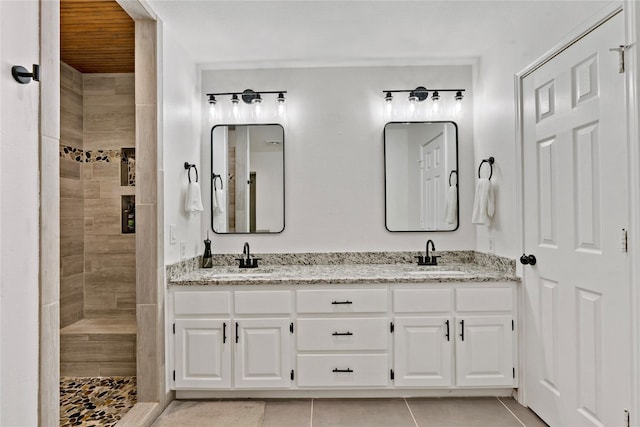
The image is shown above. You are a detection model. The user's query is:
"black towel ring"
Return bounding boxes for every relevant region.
[449,170,458,187]
[478,157,495,180]
[212,173,224,190]
[184,162,198,183]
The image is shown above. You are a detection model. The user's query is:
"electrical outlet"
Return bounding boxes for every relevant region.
[169,224,177,244]
[180,241,186,259]
[488,238,495,253]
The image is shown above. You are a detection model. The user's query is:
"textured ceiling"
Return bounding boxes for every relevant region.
[61,0,134,73]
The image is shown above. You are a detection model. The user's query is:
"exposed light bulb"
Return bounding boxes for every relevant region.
[408,92,418,117]
[231,94,239,120]
[431,91,440,114]
[454,91,463,114]
[252,93,262,120]
[208,95,217,121]
[384,92,393,121]
[276,92,287,120]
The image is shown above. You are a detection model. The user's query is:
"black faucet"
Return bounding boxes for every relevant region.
[236,242,261,268]
[415,239,440,266]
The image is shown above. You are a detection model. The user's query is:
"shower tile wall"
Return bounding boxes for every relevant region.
[83,73,136,319]
[59,64,137,325]
[60,62,85,328]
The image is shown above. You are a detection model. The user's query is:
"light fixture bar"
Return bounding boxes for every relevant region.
[382,89,465,93]
[206,90,287,96]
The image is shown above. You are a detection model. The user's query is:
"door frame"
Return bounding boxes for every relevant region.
[513,4,640,424]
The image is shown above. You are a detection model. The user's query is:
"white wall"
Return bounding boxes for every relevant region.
[473,1,616,258]
[200,65,474,254]
[0,1,40,424]
[162,22,201,265]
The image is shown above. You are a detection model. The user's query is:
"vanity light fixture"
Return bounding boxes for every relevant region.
[205,89,288,122]
[382,86,466,120]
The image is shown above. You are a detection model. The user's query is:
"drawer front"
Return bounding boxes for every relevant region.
[296,289,388,314]
[174,291,230,315]
[297,354,388,387]
[297,318,388,351]
[393,289,452,313]
[455,287,513,312]
[235,291,291,314]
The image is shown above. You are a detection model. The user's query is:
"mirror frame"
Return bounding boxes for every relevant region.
[210,123,286,234]
[383,121,459,232]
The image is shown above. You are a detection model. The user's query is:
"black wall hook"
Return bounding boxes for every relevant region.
[184,162,198,183]
[212,173,224,190]
[12,64,40,84]
[478,157,495,180]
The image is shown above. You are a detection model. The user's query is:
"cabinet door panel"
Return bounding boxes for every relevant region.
[394,316,452,387]
[456,315,514,387]
[235,318,291,388]
[174,319,230,389]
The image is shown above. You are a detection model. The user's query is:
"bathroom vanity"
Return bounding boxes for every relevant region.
[167,254,519,398]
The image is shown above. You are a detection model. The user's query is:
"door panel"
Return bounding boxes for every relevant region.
[174,319,230,389]
[522,11,629,427]
[394,316,452,387]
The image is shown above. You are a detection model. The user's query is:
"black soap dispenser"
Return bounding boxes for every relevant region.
[202,231,213,268]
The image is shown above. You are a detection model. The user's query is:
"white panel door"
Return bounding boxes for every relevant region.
[393,316,452,387]
[174,319,231,389]
[421,132,444,229]
[455,316,514,387]
[522,12,630,427]
[235,318,291,388]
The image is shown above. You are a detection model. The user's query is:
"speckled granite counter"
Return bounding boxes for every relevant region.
[168,252,519,286]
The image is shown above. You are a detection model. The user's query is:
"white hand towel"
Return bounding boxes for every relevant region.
[444,185,458,224]
[472,178,495,225]
[214,189,225,214]
[185,182,204,213]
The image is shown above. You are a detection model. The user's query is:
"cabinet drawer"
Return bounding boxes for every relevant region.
[174,291,230,315]
[297,354,388,387]
[296,289,387,313]
[235,291,291,314]
[455,287,513,312]
[297,318,387,351]
[393,289,452,313]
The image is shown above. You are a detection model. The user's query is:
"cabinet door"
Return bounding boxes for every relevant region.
[455,315,514,387]
[174,319,230,389]
[393,316,453,387]
[235,318,291,388]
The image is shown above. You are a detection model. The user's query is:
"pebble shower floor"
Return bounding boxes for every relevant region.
[60,377,136,426]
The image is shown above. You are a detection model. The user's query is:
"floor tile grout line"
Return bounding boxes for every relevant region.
[310,398,314,427]
[497,397,527,427]
[403,398,420,427]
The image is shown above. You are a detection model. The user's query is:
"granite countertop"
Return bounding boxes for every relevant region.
[168,261,519,286]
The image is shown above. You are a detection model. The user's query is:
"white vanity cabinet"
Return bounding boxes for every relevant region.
[173,291,232,389]
[454,287,516,387]
[295,288,389,388]
[233,290,292,388]
[392,288,453,387]
[169,281,518,395]
[392,283,517,388]
[171,288,292,390]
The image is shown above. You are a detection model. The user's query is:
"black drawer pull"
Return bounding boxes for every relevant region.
[445,320,450,342]
[223,322,227,343]
[331,300,353,305]
[332,368,354,373]
[332,331,353,336]
[460,319,464,341]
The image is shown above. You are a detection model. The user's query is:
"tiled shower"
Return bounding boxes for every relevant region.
[59,62,137,377]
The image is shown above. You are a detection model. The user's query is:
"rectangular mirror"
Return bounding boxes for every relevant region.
[211,124,285,234]
[384,121,458,231]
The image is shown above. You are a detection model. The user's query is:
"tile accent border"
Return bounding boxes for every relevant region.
[59,144,129,163]
[166,251,513,281]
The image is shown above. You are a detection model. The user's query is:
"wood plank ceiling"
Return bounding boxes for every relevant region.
[61,0,134,73]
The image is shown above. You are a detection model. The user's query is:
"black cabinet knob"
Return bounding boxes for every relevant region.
[520,254,537,265]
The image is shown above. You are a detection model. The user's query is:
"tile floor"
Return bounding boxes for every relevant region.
[260,397,548,427]
[60,377,136,426]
